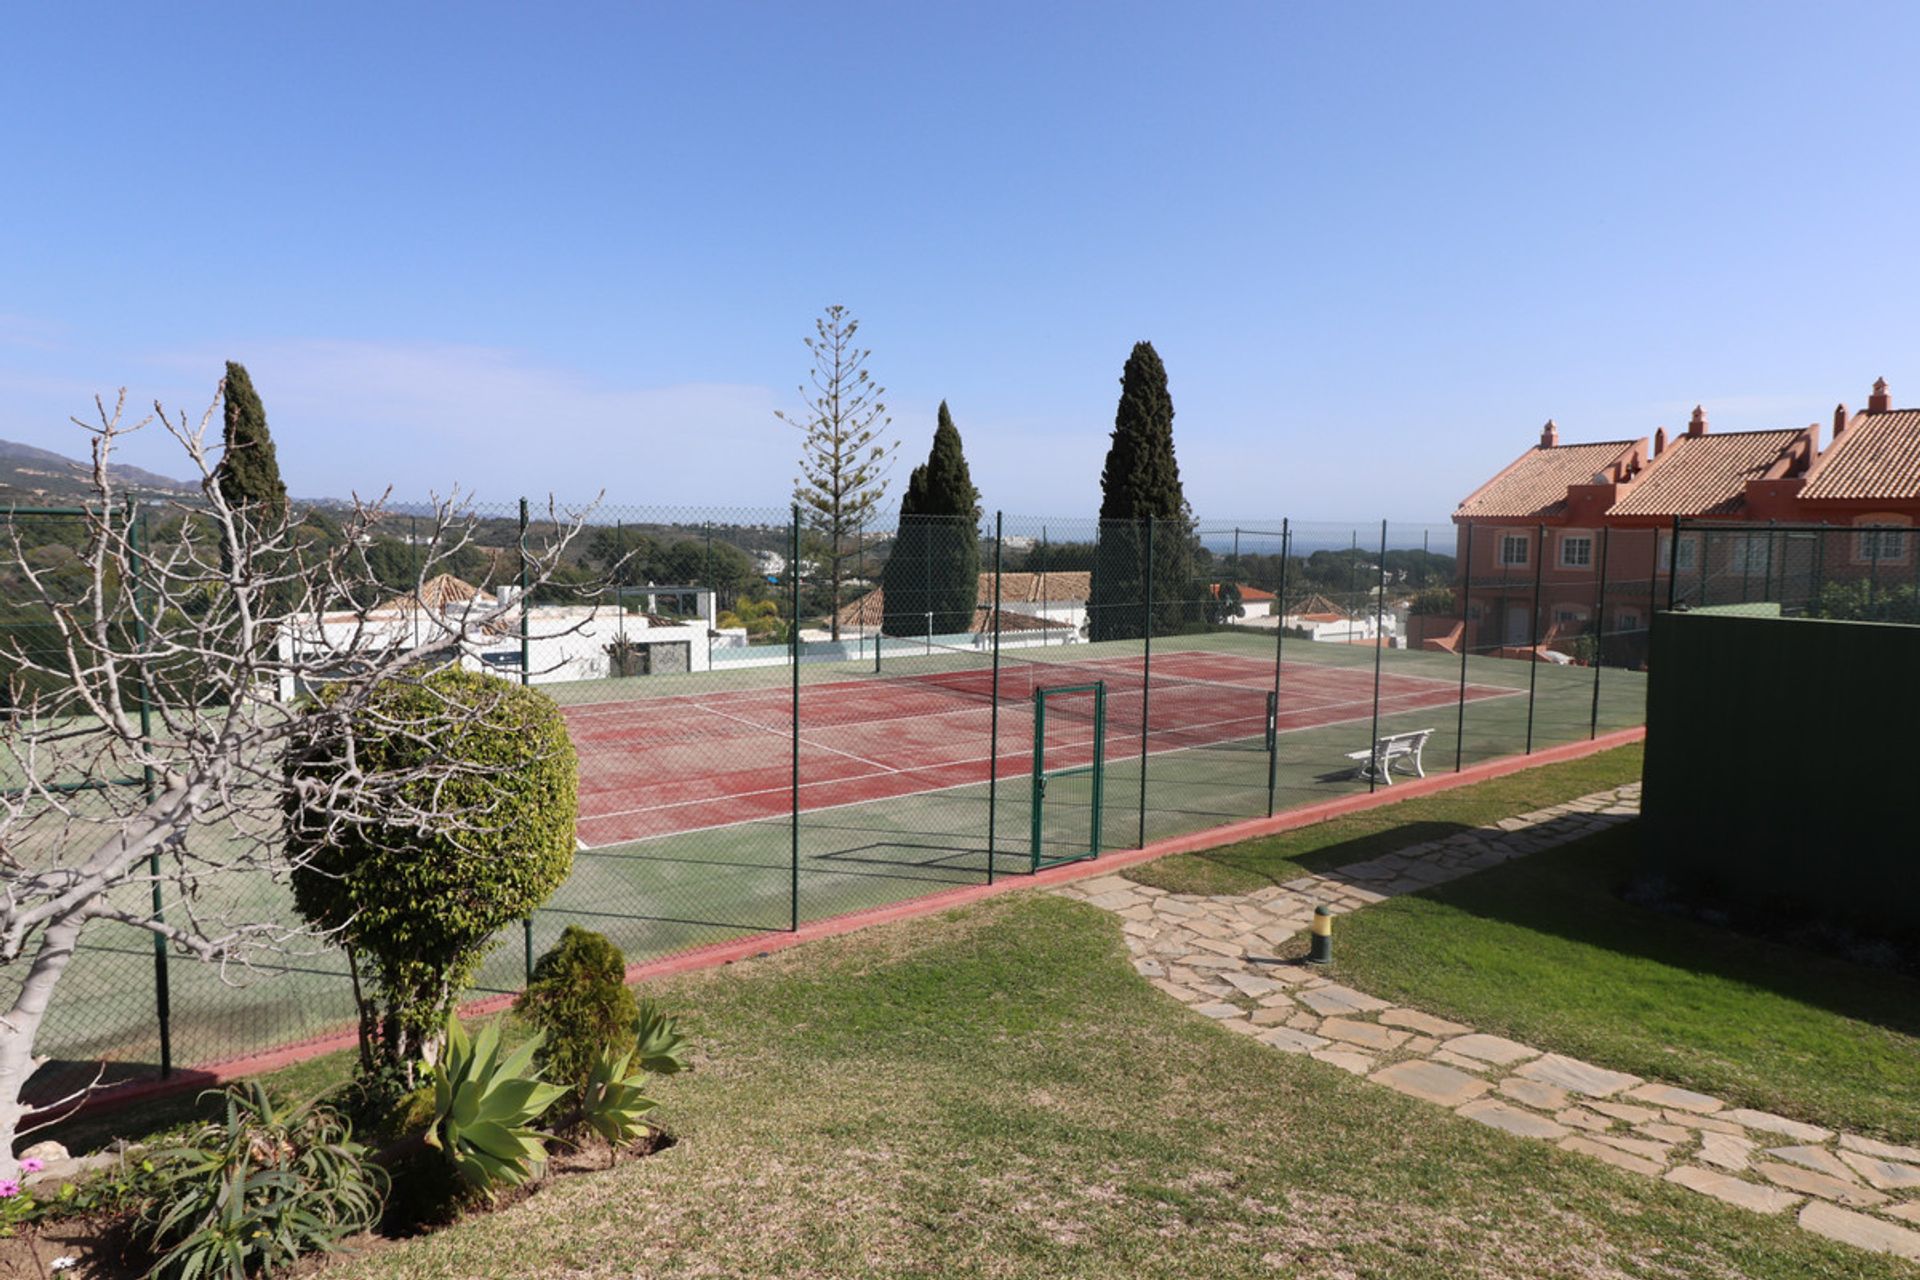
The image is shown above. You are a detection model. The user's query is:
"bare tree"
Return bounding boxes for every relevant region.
[775,305,896,640]
[0,386,597,1177]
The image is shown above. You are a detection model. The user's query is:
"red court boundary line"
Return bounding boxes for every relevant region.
[69,726,1644,1121]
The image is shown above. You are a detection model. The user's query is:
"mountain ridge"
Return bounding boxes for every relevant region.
[0,438,198,502]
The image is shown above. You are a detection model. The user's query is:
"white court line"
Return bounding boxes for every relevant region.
[557,647,1334,720]
[579,678,1515,823]
[573,683,1527,848]
[686,699,898,773]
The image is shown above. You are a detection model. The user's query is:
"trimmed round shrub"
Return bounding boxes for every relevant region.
[289,666,577,1067]
[517,926,639,1101]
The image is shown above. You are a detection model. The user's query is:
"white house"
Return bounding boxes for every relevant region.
[280,574,717,696]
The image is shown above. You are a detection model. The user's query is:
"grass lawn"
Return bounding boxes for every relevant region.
[1326,819,1920,1145]
[1124,742,1646,896]
[192,894,1908,1279]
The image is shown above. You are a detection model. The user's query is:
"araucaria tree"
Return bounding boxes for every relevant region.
[0,385,594,1178]
[777,305,896,639]
[881,402,980,639]
[1089,342,1196,640]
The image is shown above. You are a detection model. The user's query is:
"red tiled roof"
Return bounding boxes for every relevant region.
[1456,442,1640,520]
[1209,582,1276,601]
[1607,429,1803,518]
[836,572,1091,628]
[1801,410,1920,502]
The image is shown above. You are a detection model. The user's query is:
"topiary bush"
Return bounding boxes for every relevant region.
[517,926,638,1103]
[289,667,578,1076]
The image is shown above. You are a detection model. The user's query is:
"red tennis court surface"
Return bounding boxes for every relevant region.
[562,651,1519,847]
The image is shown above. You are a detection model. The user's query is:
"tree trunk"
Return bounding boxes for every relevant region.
[0,914,87,1180]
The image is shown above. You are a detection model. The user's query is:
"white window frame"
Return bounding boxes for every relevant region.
[1657,531,1700,574]
[1558,532,1594,570]
[1553,605,1589,627]
[1854,519,1912,566]
[1498,532,1531,568]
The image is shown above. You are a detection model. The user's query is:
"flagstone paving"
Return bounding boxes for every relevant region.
[1052,781,1920,1264]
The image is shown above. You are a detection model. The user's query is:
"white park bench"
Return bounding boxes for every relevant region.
[1345,728,1434,785]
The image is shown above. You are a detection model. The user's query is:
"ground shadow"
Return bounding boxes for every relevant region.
[1365,819,1920,1039]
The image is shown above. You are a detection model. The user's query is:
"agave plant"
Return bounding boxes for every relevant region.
[579,1045,661,1155]
[632,1000,692,1075]
[424,1015,566,1191]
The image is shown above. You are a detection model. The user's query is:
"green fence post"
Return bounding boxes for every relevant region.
[790,504,801,931]
[518,499,534,982]
[1366,520,1387,793]
[1869,525,1882,618]
[1267,519,1290,816]
[986,512,1003,885]
[1136,517,1154,849]
[1524,523,1545,755]
[1091,681,1106,858]
[1667,516,1681,611]
[1455,520,1472,772]
[1029,689,1047,873]
[129,504,172,1078]
[1589,526,1609,739]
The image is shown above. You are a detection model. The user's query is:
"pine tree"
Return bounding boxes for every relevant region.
[1090,342,1195,641]
[214,361,289,527]
[882,402,981,639]
[776,306,896,640]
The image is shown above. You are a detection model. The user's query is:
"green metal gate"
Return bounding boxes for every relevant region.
[1030,681,1106,871]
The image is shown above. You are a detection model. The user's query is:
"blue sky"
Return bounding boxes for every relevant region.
[3,2,1917,521]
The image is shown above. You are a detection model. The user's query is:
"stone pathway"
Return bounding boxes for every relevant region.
[1053,782,1920,1265]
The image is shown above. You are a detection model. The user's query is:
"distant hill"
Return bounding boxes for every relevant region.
[0,438,197,503]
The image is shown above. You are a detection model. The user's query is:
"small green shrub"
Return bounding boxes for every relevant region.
[1408,586,1456,616]
[287,667,579,1073]
[426,1015,564,1193]
[137,1082,385,1280]
[517,927,638,1101]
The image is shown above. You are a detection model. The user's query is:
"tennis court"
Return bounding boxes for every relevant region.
[563,647,1522,847]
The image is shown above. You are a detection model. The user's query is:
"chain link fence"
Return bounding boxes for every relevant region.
[1668,519,1920,624]
[6,501,1661,1100]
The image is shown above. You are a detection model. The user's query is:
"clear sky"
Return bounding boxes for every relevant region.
[4,1,1918,521]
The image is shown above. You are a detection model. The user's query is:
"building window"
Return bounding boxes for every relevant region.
[1554,605,1588,627]
[1727,534,1763,574]
[1498,533,1531,567]
[1657,531,1700,574]
[1615,609,1642,634]
[1856,526,1911,564]
[1559,534,1594,569]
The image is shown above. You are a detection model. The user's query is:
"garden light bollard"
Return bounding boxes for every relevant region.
[1307,905,1333,966]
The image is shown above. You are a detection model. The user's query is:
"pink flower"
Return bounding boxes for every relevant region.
[0,1180,18,1198]
[17,1159,41,1174]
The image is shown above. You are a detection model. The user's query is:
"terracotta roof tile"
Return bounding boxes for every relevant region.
[836,572,1091,628]
[1456,442,1640,520]
[1607,429,1802,518]
[1802,410,1920,501]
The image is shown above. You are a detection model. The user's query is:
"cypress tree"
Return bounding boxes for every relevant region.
[1090,342,1195,641]
[881,402,981,639]
[214,361,290,529]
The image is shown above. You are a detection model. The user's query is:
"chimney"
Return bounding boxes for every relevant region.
[1540,419,1559,448]
[1688,405,1708,437]
[1833,403,1849,439]
[1653,426,1668,458]
[1869,377,1891,412]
